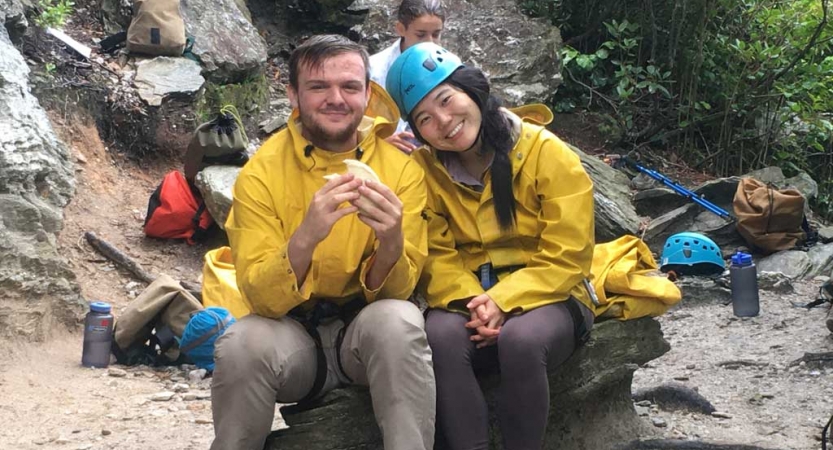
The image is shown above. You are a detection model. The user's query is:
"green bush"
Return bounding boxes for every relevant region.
[35,0,75,29]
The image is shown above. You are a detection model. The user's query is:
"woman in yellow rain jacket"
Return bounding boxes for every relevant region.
[387,43,596,450]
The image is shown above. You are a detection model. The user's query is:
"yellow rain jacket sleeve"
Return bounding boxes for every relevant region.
[225,83,427,319]
[590,235,682,320]
[414,104,595,313]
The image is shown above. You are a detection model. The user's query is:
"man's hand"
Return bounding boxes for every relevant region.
[465,293,505,349]
[355,179,404,260]
[385,132,419,154]
[288,174,361,285]
[295,174,362,246]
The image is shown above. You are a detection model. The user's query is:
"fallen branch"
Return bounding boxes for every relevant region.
[84,231,201,294]
[790,351,833,367]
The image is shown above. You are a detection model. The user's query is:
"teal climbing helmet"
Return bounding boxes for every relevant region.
[386,42,464,118]
[660,232,725,275]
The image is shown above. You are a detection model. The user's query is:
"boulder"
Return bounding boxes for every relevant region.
[133,57,205,106]
[633,177,738,223]
[806,242,833,278]
[0,26,86,339]
[571,145,641,243]
[194,165,241,230]
[267,317,670,450]
[356,0,564,106]
[181,0,267,83]
[757,250,812,279]
[642,204,745,257]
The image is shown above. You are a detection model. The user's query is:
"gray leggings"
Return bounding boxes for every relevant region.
[425,301,593,450]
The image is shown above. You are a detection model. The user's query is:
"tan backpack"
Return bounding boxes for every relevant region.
[733,177,806,254]
[126,0,187,57]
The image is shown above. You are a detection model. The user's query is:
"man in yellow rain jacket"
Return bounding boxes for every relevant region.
[210,35,434,450]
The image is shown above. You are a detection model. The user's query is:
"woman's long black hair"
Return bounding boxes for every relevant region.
[408,66,517,231]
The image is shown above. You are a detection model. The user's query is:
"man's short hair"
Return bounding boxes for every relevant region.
[288,34,370,90]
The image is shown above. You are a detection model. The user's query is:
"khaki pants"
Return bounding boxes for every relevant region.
[210,299,436,450]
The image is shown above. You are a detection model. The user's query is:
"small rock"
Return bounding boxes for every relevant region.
[195,392,211,400]
[101,429,112,436]
[188,369,208,383]
[183,393,198,401]
[652,417,668,428]
[77,444,93,450]
[72,429,81,434]
[151,391,176,402]
[685,364,696,370]
[195,418,213,425]
[635,405,650,417]
[55,438,70,444]
[635,400,652,407]
[673,376,689,381]
[173,383,190,393]
[711,411,732,419]
[187,403,205,411]
[107,368,127,378]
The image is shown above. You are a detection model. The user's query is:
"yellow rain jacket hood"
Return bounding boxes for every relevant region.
[589,235,682,320]
[225,82,428,319]
[412,104,595,313]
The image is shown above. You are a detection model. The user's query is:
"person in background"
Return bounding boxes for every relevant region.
[370,0,445,154]
[387,42,596,450]
[210,35,434,450]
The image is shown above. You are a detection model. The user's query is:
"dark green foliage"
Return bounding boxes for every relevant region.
[521,0,833,221]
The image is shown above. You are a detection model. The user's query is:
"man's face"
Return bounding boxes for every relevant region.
[288,52,370,151]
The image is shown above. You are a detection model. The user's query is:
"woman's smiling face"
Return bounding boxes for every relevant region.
[411,83,482,152]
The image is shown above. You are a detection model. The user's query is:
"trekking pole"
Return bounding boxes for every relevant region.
[624,157,736,222]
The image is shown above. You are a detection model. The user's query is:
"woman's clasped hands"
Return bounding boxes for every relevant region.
[465,293,506,349]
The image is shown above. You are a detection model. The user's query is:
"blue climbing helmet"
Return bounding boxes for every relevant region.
[178,306,236,372]
[660,232,725,275]
[386,42,464,118]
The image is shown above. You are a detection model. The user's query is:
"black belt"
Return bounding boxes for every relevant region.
[287,298,365,408]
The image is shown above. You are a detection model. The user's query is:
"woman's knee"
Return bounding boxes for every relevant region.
[425,309,472,360]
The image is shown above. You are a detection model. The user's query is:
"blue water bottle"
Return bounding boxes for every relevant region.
[82,302,114,368]
[730,252,759,317]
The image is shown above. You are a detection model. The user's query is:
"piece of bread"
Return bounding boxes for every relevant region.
[324,159,381,212]
[323,159,380,182]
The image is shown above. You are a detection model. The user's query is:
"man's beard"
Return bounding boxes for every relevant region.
[298,107,364,150]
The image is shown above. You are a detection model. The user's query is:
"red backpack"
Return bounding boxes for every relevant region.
[144,171,214,244]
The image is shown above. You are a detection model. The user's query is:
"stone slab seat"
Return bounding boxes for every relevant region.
[266,317,670,450]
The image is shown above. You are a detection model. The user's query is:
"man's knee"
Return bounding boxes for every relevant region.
[357,300,427,352]
[214,315,309,375]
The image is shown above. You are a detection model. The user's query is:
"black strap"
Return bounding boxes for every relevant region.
[565,297,591,347]
[290,299,366,407]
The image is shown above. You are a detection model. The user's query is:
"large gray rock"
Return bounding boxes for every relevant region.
[571,145,641,243]
[643,204,746,257]
[181,0,267,83]
[356,0,563,106]
[133,57,205,106]
[633,177,738,222]
[784,171,818,201]
[675,276,731,306]
[757,250,812,279]
[268,318,669,450]
[806,242,833,278]
[0,27,86,339]
[194,165,241,230]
